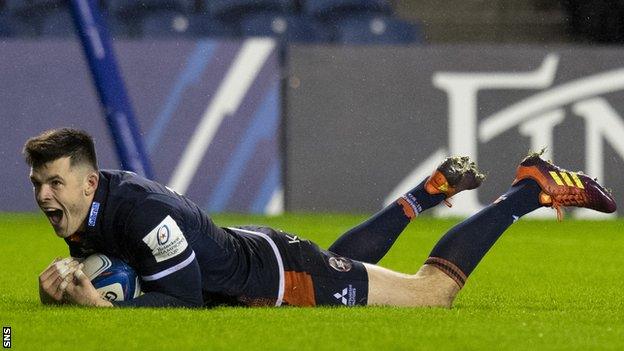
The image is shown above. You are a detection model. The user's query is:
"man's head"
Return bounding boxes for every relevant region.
[23,128,100,238]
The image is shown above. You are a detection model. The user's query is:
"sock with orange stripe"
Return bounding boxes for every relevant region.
[425,179,543,287]
[328,178,445,264]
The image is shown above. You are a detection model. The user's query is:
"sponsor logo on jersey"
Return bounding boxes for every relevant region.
[329,256,352,272]
[142,215,188,262]
[333,284,357,306]
[88,201,100,227]
[284,234,300,244]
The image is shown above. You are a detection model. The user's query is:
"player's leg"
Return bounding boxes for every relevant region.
[365,179,541,307]
[328,156,485,264]
[424,151,616,287]
[365,152,616,307]
[365,263,460,307]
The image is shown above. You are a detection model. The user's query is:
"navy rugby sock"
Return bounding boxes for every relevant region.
[425,179,542,288]
[328,179,445,264]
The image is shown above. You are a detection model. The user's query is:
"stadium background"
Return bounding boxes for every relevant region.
[2,0,623,218]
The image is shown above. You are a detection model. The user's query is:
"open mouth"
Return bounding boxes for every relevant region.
[43,208,64,226]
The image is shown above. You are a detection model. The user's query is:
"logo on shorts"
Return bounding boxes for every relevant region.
[329,256,352,272]
[333,285,357,306]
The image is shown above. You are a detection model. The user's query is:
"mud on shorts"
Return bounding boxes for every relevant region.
[231,226,369,307]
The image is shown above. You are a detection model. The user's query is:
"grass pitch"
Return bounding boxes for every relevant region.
[1,212,623,350]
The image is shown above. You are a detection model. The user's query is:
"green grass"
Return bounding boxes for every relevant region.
[2,212,624,350]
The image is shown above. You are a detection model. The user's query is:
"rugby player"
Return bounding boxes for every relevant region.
[25,128,616,308]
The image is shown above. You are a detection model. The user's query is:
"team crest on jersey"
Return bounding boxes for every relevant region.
[142,215,188,262]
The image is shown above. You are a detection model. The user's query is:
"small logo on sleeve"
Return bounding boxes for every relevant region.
[88,202,100,227]
[142,216,188,263]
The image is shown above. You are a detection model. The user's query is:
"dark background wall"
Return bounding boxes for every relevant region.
[285,45,624,218]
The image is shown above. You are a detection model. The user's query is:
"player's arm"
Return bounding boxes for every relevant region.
[62,197,203,307]
[64,262,203,307]
[112,259,203,308]
[111,197,203,308]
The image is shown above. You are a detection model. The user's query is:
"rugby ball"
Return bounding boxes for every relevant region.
[81,254,141,302]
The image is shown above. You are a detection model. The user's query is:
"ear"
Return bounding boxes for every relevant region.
[84,171,99,197]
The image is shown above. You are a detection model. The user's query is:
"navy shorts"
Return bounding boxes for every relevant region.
[234,226,369,307]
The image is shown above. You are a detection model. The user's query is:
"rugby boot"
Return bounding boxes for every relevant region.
[512,151,617,220]
[425,156,486,207]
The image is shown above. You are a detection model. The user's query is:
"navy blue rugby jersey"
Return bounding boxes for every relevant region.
[64,170,280,307]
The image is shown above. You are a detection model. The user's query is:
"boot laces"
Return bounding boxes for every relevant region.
[550,194,584,221]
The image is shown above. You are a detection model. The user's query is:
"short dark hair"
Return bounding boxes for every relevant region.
[23,128,98,170]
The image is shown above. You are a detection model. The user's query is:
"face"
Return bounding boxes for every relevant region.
[30,157,99,238]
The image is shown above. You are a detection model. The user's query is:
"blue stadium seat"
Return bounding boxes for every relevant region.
[334,15,423,45]
[303,0,392,20]
[204,0,295,19]
[109,0,193,15]
[7,0,64,14]
[239,12,331,43]
[26,0,60,7]
[0,13,16,36]
[0,12,37,36]
[107,0,133,14]
[0,16,9,37]
[186,14,238,38]
[142,11,238,38]
[41,8,73,37]
[4,0,29,12]
[103,13,134,38]
[141,10,191,37]
[40,7,131,38]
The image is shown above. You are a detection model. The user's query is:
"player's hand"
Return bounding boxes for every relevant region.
[63,265,113,307]
[38,257,80,305]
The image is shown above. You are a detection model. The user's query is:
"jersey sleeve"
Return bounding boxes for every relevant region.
[112,260,202,307]
[116,196,203,307]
